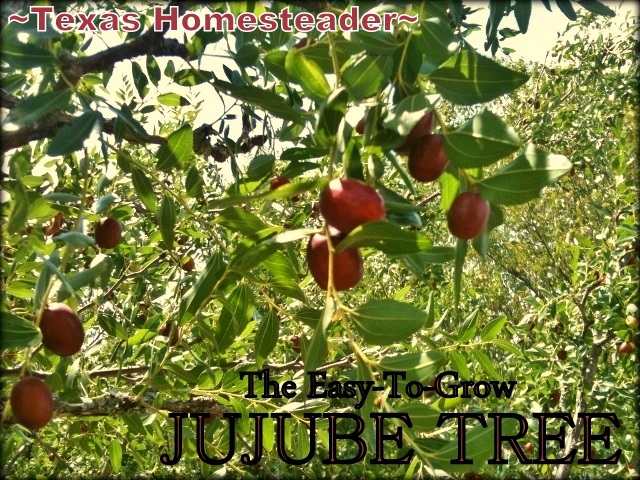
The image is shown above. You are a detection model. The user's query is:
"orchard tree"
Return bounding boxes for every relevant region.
[1,1,637,479]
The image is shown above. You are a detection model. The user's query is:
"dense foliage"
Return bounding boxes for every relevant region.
[1,2,637,479]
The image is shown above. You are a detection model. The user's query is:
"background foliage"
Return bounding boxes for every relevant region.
[1,1,638,479]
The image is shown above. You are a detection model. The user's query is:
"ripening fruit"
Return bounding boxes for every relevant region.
[626,315,638,330]
[618,341,634,354]
[447,192,490,240]
[355,117,366,135]
[524,442,534,454]
[270,176,290,190]
[408,134,449,183]
[159,322,180,347]
[319,178,385,233]
[10,377,54,430]
[306,234,363,291]
[181,257,195,272]
[550,389,561,407]
[394,111,435,156]
[94,217,122,249]
[40,303,84,357]
[557,350,568,361]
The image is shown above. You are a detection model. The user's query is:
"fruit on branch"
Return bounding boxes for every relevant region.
[524,442,534,454]
[270,175,300,202]
[319,178,385,233]
[159,322,180,347]
[626,315,638,330]
[40,303,84,357]
[10,377,54,430]
[447,192,491,240]
[94,217,122,249]
[355,117,366,135]
[557,350,568,361]
[550,389,561,407]
[408,134,449,183]
[181,256,195,272]
[306,234,363,291]
[394,111,435,156]
[618,341,634,354]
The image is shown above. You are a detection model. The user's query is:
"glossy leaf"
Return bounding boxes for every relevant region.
[351,299,427,345]
[57,257,113,301]
[6,90,72,127]
[213,80,305,123]
[7,182,29,235]
[476,144,572,205]
[514,0,532,33]
[185,165,204,198]
[480,315,507,341]
[383,93,439,136]
[304,296,334,373]
[378,351,447,382]
[457,309,479,342]
[315,88,348,147]
[157,93,190,107]
[1,41,55,69]
[352,31,401,55]
[336,221,432,255]
[418,17,458,73]
[178,252,226,323]
[255,310,279,367]
[263,252,305,302]
[285,49,331,102]
[48,111,101,156]
[157,124,193,172]
[341,55,393,100]
[0,312,42,349]
[131,168,157,213]
[158,194,176,250]
[430,48,529,105]
[443,108,521,168]
[215,283,254,352]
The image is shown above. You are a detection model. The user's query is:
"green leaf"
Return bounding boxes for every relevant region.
[382,93,439,136]
[480,315,507,341]
[514,0,532,33]
[108,440,123,473]
[131,168,157,213]
[213,80,305,123]
[208,178,326,209]
[215,206,268,236]
[471,349,500,379]
[235,44,260,68]
[493,339,523,356]
[131,62,148,99]
[255,310,279,367]
[247,154,275,180]
[1,41,55,69]
[146,54,161,86]
[127,329,157,346]
[315,88,348,147]
[336,221,431,255]
[158,195,176,250]
[157,93,190,107]
[264,50,289,81]
[576,0,615,17]
[215,283,254,352]
[58,257,113,302]
[173,68,215,86]
[401,402,442,431]
[304,297,334,373]
[53,232,94,248]
[157,124,193,172]
[185,165,204,198]
[429,48,529,105]
[378,351,447,382]
[439,171,460,212]
[351,299,427,345]
[47,111,101,156]
[285,49,331,102]
[418,17,458,73]
[352,31,401,55]
[476,144,572,205]
[5,280,35,299]
[0,312,42,349]
[263,252,305,302]
[555,0,577,20]
[457,309,479,342]
[453,238,467,308]
[443,108,521,168]
[341,55,393,100]
[7,182,29,235]
[179,252,226,323]
[280,148,328,161]
[6,90,72,127]
[448,350,472,379]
